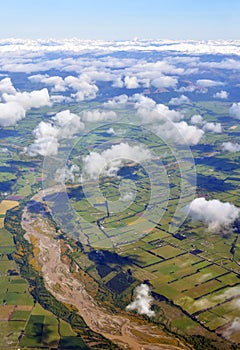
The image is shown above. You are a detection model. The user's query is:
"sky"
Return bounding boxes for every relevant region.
[0,0,239,40]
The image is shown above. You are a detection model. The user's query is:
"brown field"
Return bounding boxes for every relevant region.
[0,200,19,215]
[0,305,15,320]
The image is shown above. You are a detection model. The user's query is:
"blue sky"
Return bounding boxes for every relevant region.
[0,0,239,40]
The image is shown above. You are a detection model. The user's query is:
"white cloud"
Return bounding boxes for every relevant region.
[196,79,224,88]
[26,110,84,156]
[199,58,240,70]
[138,104,183,123]
[0,77,16,95]
[1,39,240,57]
[213,90,229,99]
[202,122,222,133]
[106,127,116,135]
[29,74,66,92]
[65,75,98,101]
[0,102,25,126]
[81,110,117,122]
[124,76,139,89]
[169,94,190,105]
[55,164,80,184]
[229,102,240,119]
[83,143,152,180]
[132,94,156,110]
[52,110,84,138]
[104,94,129,108]
[190,114,203,125]
[27,121,59,157]
[3,88,51,109]
[156,121,204,146]
[222,142,240,153]
[186,197,240,230]
[126,284,155,318]
[151,75,178,89]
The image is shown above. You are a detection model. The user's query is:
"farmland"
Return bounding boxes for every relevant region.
[0,41,240,350]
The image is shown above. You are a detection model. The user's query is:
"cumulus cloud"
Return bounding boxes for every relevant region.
[196,79,224,88]
[2,88,51,109]
[156,121,204,146]
[29,74,66,92]
[151,75,178,89]
[0,77,16,95]
[52,110,84,138]
[132,94,156,110]
[169,94,190,105]
[186,197,240,230]
[202,122,222,133]
[190,114,203,125]
[0,87,51,127]
[104,94,129,108]
[83,143,151,180]
[126,284,155,317]
[26,110,84,156]
[27,121,59,157]
[65,75,98,101]
[29,73,99,101]
[124,76,139,89]
[138,104,183,123]
[229,102,240,119]
[55,164,80,184]
[213,90,229,99]
[81,109,117,122]
[222,142,240,152]
[0,102,25,126]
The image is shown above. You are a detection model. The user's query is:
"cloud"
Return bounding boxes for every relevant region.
[0,77,16,96]
[55,164,80,184]
[104,94,129,108]
[186,197,240,230]
[138,104,183,123]
[52,110,84,138]
[124,76,139,89]
[2,88,51,109]
[81,110,117,122]
[132,94,156,110]
[202,122,222,133]
[29,73,99,101]
[26,121,59,157]
[83,143,152,180]
[196,79,224,88]
[126,284,155,317]
[229,102,240,119]
[156,121,204,146]
[213,90,229,99]
[29,74,66,92]
[222,142,240,153]
[0,102,25,126]
[26,110,84,156]
[65,75,98,101]
[190,114,203,125]
[2,39,240,57]
[106,127,116,135]
[223,318,240,339]
[169,94,190,105]
[199,58,240,71]
[151,75,178,89]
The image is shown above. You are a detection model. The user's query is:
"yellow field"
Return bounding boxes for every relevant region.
[0,200,19,215]
[0,218,4,228]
